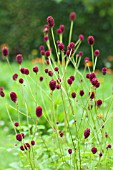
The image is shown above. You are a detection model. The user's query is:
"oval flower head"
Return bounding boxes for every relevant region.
[36,106,43,117]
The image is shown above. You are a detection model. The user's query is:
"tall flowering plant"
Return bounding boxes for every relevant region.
[1,12,113,170]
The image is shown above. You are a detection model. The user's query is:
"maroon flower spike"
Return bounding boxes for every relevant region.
[79,51,83,56]
[48,70,53,77]
[84,128,90,139]
[68,149,72,154]
[94,49,100,57]
[45,68,48,73]
[90,92,95,99]
[20,145,24,151]
[19,78,24,84]
[40,50,45,56]
[70,12,76,21]
[102,67,107,75]
[31,140,35,146]
[44,36,49,42]
[24,143,30,150]
[40,76,43,82]
[43,24,49,34]
[20,68,25,74]
[59,130,64,137]
[96,100,102,107]
[99,152,103,157]
[0,91,5,97]
[57,28,62,34]
[79,34,84,41]
[88,36,95,45]
[84,57,89,63]
[86,73,90,79]
[60,25,65,33]
[39,45,44,50]
[10,92,17,103]
[16,134,23,141]
[24,68,29,75]
[56,84,61,90]
[46,60,50,65]
[70,76,75,81]
[36,106,43,117]
[91,147,97,154]
[106,144,111,149]
[12,73,18,80]
[58,43,64,51]
[45,50,50,57]
[71,92,76,98]
[33,66,39,74]
[47,16,55,27]
[14,122,19,127]
[16,54,23,64]
[54,67,59,72]
[49,80,56,91]
[80,90,84,96]
[67,78,73,85]
[2,47,8,57]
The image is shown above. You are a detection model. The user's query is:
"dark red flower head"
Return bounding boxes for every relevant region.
[80,90,84,96]
[24,143,30,150]
[16,54,23,64]
[16,134,23,141]
[24,68,29,75]
[20,145,24,151]
[88,36,95,45]
[96,100,102,107]
[2,47,8,57]
[68,148,72,154]
[57,28,62,34]
[91,147,97,154]
[67,78,73,85]
[36,106,43,117]
[94,49,100,57]
[48,70,53,77]
[102,67,107,75]
[71,92,76,98]
[12,73,18,81]
[14,122,19,127]
[40,50,45,56]
[70,12,76,21]
[99,152,103,157]
[33,66,39,74]
[79,51,83,56]
[39,45,44,51]
[31,140,35,146]
[39,76,43,82]
[70,76,75,81]
[60,25,65,33]
[20,68,25,74]
[10,92,17,103]
[84,128,90,139]
[44,35,49,42]
[106,144,111,149]
[19,78,24,84]
[45,50,50,57]
[49,80,56,91]
[79,34,84,41]
[47,16,55,27]
[43,24,49,34]
[58,43,64,51]
[84,57,89,63]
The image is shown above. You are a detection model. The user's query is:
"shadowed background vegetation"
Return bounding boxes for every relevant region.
[0,0,113,68]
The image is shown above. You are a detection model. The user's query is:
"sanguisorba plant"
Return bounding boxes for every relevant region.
[1,11,113,170]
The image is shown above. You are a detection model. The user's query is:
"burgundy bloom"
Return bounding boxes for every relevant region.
[67,78,73,85]
[12,73,18,80]
[86,73,90,79]
[68,148,72,154]
[84,57,89,63]
[106,144,111,149]
[56,84,61,89]
[59,130,64,137]
[79,51,83,56]
[36,106,43,117]
[80,90,84,96]
[20,68,25,74]
[33,66,39,74]
[2,47,8,57]
[46,60,50,65]
[39,45,44,50]
[10,92,17,103]
[16,54,23,64]
[94,49,100,57]
[90,92,95,99]
[47,16,55,27]
[91,147,97,154]
[60,25,65,33]
[95,81,100,88]
[45,50,50,57]
[71,92,76,98]
[44,36,49,42]
[31,140,35,146]
[54,67,59,72]
[89,72,96,80]
[70,76,75,81]
[48,70,53,77]
[20,145,24,151]
[49,80,56,91]
[14,122,19,127]
[79,34,84,41]
[88,36,95,45]
[19,78,24,84]
[24,68,29,75]
[99,152,103,157]
[96,100,102,107]
[102,67,107,75]
[70,12,76,21]
[16,134,23,141]
[39,76,43,82]
[40,50,45,56]
[57,28,62,34]
[58,43,64,51]
[43,24,49,34]
[24,143,30,150]
[45,68,48,73]
[0,91,5,97]
[84,128,90,139]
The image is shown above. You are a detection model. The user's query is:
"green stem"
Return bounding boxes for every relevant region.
[68,21,73,44]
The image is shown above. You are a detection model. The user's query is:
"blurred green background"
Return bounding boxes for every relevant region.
[0,0,113,68]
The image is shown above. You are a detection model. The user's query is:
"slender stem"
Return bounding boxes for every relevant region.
[68,21,73,44]
[91,45,94,71]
